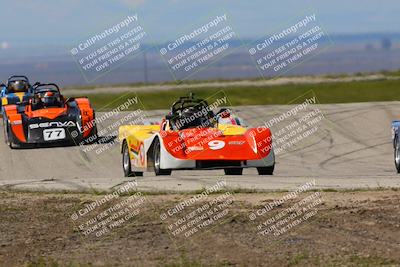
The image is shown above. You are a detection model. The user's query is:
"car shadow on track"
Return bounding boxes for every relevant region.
[10,135,117,150]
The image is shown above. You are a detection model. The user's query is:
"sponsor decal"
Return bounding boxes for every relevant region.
[139,143,145,166]
[228,141,245,145]
[10,120,22,125]
[29,121,76,129]
[187,146,204,152]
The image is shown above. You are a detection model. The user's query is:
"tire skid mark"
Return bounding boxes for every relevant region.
[319,141,390,170]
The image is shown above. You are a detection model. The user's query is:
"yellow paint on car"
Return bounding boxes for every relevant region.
[218,124,247,135]
[119,125,161,158]
[15,92,25,101]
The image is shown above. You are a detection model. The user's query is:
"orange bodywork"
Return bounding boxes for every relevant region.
[25,105,68,120]
[160,126,272,161]
[4,105,26,142]
[75,98,95,138]
[3,96,96,144]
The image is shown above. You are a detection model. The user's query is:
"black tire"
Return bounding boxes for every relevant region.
[85,125,98,144]
[92,125,98,138]
[4,120,15,149]
[2,119,8,145]
[394,140,400,173]
[153,138,172,176]
[122,141,143,177]
[257,165,275,175]
[224,168,243,175]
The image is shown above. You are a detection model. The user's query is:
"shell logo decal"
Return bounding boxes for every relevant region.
[139,143,145,166]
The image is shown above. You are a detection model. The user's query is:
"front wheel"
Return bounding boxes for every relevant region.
[4,120,15,149]
[85,125,98,144]
[2,119,8,145]
[153,138,172,176]
[122,141,143,177]
[394,140,400,173]
[257,165,274,175]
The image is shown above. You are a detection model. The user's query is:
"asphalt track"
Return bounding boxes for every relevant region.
[1,102,400,192]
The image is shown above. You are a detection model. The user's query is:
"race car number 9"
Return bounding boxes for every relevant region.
[208,140,225,150]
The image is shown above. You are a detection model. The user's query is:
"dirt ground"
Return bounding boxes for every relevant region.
[0,189,400,267]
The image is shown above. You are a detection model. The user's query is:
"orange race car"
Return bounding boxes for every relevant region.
[2,83,97,148]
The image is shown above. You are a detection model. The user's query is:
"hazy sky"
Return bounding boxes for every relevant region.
[0,0,399,47]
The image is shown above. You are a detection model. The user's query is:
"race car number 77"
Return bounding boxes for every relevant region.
[43,128,66,141]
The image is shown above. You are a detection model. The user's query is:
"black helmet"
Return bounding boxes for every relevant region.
[177,107,210,129]
[9,80,28,92]
[40,91,60,107]
[218,108,231,118]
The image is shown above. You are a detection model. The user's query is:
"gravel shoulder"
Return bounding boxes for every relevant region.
[0,190,399,267]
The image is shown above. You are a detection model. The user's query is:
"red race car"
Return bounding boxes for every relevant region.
[2,83,97,148]
[119,94,275,176]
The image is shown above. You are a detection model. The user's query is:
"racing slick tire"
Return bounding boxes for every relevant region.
[394,140,400,173]
[85,125,98,144]
[153,138,172,176]
[4,119,16,149]
[224,168,243,175]
[2,119,7,145]
[122,141,143,177]
[257,165,274,175]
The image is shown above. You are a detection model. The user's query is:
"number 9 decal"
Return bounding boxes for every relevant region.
[208,140,225,150]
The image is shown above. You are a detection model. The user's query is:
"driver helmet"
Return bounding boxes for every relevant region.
[219,108,231,118]
[177,107,201,129]
[41,91,59,107]
[9,80,29,92]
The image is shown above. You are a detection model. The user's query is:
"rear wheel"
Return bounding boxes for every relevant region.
[224,168,243,175]
[122,141,143,177]
[153,138,172,176]
[394,140,400,173]
[257,165,274,175]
